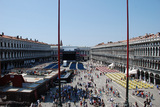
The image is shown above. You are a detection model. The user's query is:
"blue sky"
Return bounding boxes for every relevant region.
[0,0,160,47]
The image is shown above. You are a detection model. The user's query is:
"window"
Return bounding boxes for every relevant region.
[4,42,6,47]
[0,42,2,47]
[11,43,13,47]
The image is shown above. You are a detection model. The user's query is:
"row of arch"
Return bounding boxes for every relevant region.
[134,59,160,70]
[135,47,160,57]
[0,51,51,59]
[115,65,160,85]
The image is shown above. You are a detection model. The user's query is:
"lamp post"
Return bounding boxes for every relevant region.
[58,0,62,106]
[124,0,129,107]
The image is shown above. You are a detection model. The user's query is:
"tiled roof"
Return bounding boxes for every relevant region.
[95,32,160,46]
[0,34,49,45]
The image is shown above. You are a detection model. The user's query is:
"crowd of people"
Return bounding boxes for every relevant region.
[29,61,159,107]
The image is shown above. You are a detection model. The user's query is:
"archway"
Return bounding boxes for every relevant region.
[155,74,160,85]
[122,66,125,73]
[150,73,154,84]
[118,65,121,71]
[137,69,140,79]
[145,71,149,82]
[141,70,144,80]
[120,65,122,72]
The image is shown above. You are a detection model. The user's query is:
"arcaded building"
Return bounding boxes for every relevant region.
[0,33,53,74]
[91,32,160,85]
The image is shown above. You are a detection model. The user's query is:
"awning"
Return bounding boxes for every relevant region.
[125,69,138,75]
[108,63,115,68]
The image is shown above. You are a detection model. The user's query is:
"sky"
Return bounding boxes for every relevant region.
[0,0,160,47]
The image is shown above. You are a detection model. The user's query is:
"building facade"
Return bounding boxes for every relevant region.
[51,46,90,61]
[0,33,53,74]
[91,32,160,85]
[79,47,90,61]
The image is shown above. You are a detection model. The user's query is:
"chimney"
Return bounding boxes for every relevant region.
[17,35,19,39]
[20,36,22,39]
[34,39,38,42]
[2,32,4,36]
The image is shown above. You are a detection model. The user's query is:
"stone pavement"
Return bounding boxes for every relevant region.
[40,63,160,107]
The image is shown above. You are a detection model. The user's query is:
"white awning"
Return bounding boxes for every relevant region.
[108,63,115,68]
[125,69,137,75]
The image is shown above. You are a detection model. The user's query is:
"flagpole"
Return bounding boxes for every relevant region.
[58,0,62,106]
[124,0,129,106]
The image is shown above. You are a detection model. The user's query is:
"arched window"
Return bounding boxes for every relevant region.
[4,42,6,47]
[8,43,10,47]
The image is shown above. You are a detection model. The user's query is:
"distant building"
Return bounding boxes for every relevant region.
[91,32,160,85]
[79,46,90,61]
[51,46,90,62]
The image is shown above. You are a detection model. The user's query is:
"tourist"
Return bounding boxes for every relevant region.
[85,102,88,107]
[106,83,108,88]
[136,90,139,96]
[149,99,152,107]
[113,90,115,97]
[132,90,135,95]
[111,86,113,92]
[80,100,82,106]
[156,85,159,89]
[150,94,153,100]
[110,97,114,102]
[30,103,33,107]
[101,99,105,107]
[136,85,138,90]
[65,102,68,107]
[37,99,40,106]
[38,102,42,107]
[135,102,139,107]
[141,91,144,98]
[144,100,147,107]
[74,99,76,105]
[148,92,150,98]
[52,100,55,105]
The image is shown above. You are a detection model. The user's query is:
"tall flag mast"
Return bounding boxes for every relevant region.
[125,0,129,106]
[58,0,62,106]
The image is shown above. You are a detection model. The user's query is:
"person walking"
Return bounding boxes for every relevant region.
[80,100,82,106]
[135,102,139,107]
[74,99,76,106]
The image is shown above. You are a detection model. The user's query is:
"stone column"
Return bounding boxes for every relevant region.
[144,71,146,81]
[139,71,141,80]
[148,72,150,83]
[158,47,159,56]
[154,75,156,85]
